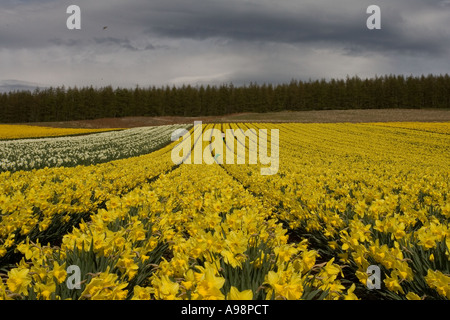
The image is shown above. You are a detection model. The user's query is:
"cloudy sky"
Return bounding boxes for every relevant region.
[0,0,449,91]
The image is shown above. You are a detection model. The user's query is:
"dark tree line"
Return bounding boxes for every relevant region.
[1,74,449,123]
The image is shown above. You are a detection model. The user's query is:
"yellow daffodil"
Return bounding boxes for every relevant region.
[131,286,153,300]
[227,286,253,300]
[406,292,421,300]
[35,279,56,300]
[195,267,225,300]
[343,284,359,300]
[7,268,32,296]
[48,261,66,284]
[384,271,405,294]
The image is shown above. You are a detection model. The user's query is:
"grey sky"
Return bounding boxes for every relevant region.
[0,0,449,91]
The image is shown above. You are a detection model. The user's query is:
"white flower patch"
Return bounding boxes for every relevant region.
[0,124,191,172]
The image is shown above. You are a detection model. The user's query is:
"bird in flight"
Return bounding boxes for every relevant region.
[103,26,108,30]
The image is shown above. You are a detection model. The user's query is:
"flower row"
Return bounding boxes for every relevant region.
[0,124,190,172]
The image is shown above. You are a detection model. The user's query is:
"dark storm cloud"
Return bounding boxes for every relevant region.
[0,0,67,50]
[140,0,449,56]
[1,0,448,55]
[0,0,449,89]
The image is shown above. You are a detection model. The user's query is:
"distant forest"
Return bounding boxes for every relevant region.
[1,74,449,123]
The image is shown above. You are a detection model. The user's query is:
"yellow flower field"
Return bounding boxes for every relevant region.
[0,122,448,300]
[0,124,123,140]
[370,122,450,134]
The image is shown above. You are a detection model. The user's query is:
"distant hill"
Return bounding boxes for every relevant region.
[0,79,48,93]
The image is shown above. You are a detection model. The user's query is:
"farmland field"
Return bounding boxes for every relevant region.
[0,121,449,300]
[0,125,122,140]
[0,124,190,172]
